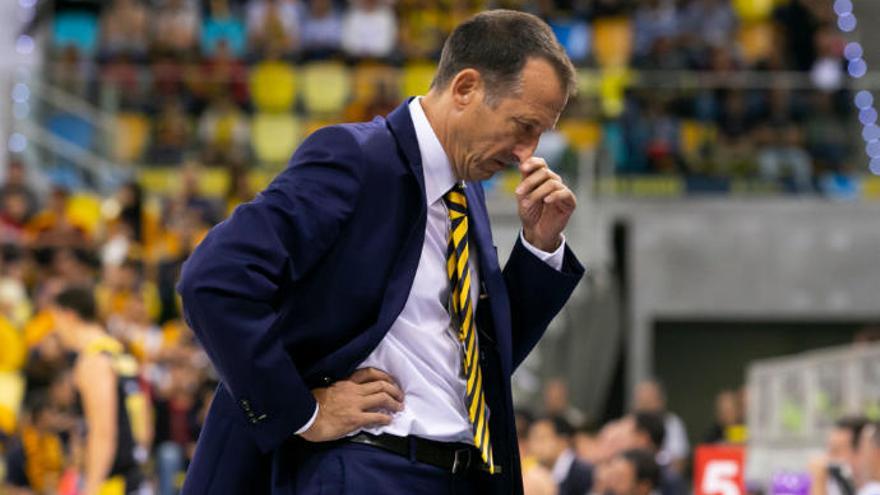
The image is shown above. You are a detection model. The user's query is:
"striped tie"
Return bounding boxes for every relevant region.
[443,182,497,474]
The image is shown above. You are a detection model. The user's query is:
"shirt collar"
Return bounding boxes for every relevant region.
[408,96,458,206]
[551,448,576,483]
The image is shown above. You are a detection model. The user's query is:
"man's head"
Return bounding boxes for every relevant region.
[630,411,666,454]
[828,416,868,467]
[425,10,575,182]
[857,422,880,486]
[50,286,98,348]
[543,377,570,414]
[633,379,667,413]
[608,449,661,495]
[527,415,575,468]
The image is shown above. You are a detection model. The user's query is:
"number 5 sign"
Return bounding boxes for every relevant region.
[695,445,746,495]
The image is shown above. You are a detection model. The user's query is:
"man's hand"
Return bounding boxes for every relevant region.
[515,157,576,252]
[299,367,404,442]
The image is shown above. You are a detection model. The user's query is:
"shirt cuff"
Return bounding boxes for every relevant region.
[294,404,319,436]
[520,231,565,271]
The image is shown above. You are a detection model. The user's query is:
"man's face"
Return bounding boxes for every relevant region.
[608,457,647,495]
[527,420,567,467]
[448,58,567,182]
[828,427,855,465]
[634,382,664,413]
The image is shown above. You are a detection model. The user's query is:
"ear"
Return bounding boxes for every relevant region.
[449,68,483,109]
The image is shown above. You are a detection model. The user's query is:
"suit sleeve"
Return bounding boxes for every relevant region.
[503,236,585,370]
[177,126,364,453]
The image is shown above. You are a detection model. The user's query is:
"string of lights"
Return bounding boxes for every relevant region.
[8,0,36,155]
[834,0,880,175]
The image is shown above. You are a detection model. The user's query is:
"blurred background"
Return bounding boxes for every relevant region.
[1,0,879,494]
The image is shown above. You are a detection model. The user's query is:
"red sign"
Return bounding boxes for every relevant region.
[694,445,746,495]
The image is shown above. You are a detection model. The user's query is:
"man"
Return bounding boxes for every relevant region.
[528,416,594,495]
[607,449,661,495]
[626,412,687,495]
[177,9,584,495]
[632,379,689,472]
[544,377,587,429]
[856,422,880,495]
[809,416,869,495]
[50,287,150,495]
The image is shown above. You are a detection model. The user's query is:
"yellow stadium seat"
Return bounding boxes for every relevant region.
[733,0,774,22]
[300,62,351,117]
[737,22,775,65]
[558,119,602,151]
[250,60,298,112]
[68,192,104,236]
[401,62,436,99]
[252,113,302,165]
[593,17,633,68]
[352,63,399,104]
[114,113,150,163]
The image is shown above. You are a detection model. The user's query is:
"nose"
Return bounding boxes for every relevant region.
[512,137,540,164]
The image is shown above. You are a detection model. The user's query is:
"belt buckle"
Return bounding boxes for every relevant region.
[451,448,472,474]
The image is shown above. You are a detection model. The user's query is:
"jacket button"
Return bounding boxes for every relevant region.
[321,376,332,385]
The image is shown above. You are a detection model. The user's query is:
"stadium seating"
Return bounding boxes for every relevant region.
[251,113,302,164]
[52,11,99,55]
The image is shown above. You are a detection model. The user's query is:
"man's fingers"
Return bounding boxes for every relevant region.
[518,157,547,175]
[349,367,398,386]
[361,392,404,412]
[543,188,577,210]
[358,380,404,402]
[523,179,564,207]
[358,412,393,429]
[515,167,559,197]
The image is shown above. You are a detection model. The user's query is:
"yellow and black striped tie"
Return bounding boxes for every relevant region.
[444,183,497,474]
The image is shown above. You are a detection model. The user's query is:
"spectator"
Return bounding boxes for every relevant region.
[810,416,869,495]
[197,95,250,167]
[679,0,737,50]
[632,379,690,472]
[148,99,192,165]
[805,91,851,174]
[607,449,662,495]
[632,0,679,63]
[756,124,813,192]
[703,389,746,444]
[201,0,247,58]
[528,416,594,495]
[399,0,445,60]
[0,191,31,246]
[341,0,398,60]
[517,409,559,495]
[627,412,688,495]
[300,0,343,59]
[857,422,880,495]
[0,160,40,220]
[99,0,150,59]
[246,0,302,57]
[2,390,66,494]
[543,377,587,429]
[153,0,201,55]
[191,41,250,109]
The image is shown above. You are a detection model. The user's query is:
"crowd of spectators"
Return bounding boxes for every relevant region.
[38,0,862,195]
[517,378,749,495]
[0,157,230,494]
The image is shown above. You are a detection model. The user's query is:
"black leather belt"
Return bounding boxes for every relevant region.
[346,432,500,475]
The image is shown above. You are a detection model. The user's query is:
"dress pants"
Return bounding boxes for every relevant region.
[290,440,480,495]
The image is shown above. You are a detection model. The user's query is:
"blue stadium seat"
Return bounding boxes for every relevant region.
[52,11,99,56]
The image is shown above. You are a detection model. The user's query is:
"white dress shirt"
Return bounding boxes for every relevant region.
[551,448,577,484]
[296,97,566,441]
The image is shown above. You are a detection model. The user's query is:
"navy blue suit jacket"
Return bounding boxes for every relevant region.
[177,100,585,494]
